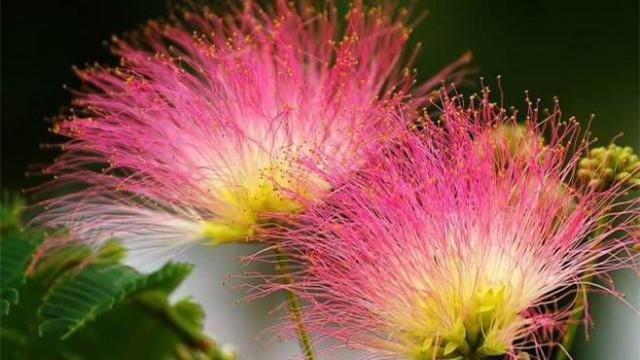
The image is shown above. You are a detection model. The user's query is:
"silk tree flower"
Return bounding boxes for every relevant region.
[33,1,467,259]
[261,89,640,359]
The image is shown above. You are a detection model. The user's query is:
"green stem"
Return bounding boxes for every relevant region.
[555,217,608,360]
[274,246,316,360]
[555,285,587,360]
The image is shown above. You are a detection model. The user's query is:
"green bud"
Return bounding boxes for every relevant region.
[578,143,640,191]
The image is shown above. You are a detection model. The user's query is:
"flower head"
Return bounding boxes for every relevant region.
[34,1,466,259]
[264,89,640,359]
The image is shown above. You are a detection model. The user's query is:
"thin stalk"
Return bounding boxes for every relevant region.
[274,246,316,360]
[555,285,587,360]
[555,217,608,360]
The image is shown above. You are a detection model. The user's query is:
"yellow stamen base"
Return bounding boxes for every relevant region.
[409,285,518,360]
[199,163,312,245]
[201,221,253,245]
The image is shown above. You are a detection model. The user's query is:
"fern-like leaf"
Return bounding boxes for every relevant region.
[0,197,236,360]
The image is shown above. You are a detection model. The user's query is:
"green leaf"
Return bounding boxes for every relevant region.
[0,300,8,315]
[135,261,193,294]
[0,203,43,315]
[0,196,236,360]
[38,261,192,339]
[0,289,19,314]
[38,263,141,338]
[173,297,206,332]
[0,193,25,232]
[0,229,40,287]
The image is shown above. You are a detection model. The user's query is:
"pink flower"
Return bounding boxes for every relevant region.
[260,88,640,359]
[34,1,467,260]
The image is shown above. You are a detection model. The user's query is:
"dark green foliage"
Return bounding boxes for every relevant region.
[0,195,42,316]
[0,198,235,360]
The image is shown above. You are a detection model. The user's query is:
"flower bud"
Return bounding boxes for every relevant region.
[578,144,640,190]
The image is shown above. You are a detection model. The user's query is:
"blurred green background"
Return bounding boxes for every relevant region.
[1,1,638,359]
